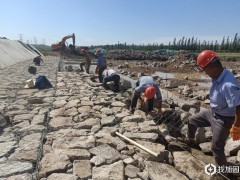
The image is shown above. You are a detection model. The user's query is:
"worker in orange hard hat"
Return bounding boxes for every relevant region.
[180,50,240,167]
[130,76,162,114]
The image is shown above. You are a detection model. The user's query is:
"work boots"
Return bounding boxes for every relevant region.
[177,137,199,149]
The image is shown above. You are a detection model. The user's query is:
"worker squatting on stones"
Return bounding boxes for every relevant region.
[130,76,162,115]
[180,50,240,167]
[33,56,43,66]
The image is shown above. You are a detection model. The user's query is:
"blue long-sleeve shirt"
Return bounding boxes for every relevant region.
[210,68,240,117]
[96,53,106,68]
[135,76,162,100]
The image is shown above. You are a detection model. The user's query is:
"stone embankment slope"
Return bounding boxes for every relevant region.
[0,56,58,178]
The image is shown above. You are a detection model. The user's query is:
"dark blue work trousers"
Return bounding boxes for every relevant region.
[98,67,106,83]
[103,74,120,92]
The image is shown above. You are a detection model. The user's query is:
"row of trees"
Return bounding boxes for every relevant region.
[92,33,240,52]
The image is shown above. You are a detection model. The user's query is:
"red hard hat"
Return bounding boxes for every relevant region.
[144,86,156,99]
[81,49,86,53]
[96,49,101,54]
[197,50,217,69]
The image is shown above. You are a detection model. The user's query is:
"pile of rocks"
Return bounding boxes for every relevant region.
[106,50,168,61]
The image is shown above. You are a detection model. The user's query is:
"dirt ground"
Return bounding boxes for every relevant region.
[109,53,240,76]
[107,51,240,107]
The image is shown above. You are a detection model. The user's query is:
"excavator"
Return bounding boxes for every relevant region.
[51,33,91,60]
[51,33,75,52]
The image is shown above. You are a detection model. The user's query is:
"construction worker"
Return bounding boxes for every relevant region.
[102,68,120,92]
[95,49,107,83]
[130,76,162,114]
[33,56,43,66]
[80,49,92,73]
[182,50,240,167]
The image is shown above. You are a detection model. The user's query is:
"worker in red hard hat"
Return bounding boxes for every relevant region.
[79,49,92,74]
[33,55,43,66]
[181,50,240,167]
[197,50,217,70]
[130,76,162,114]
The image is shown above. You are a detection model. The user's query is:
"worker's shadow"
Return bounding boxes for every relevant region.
[0,113,11,135]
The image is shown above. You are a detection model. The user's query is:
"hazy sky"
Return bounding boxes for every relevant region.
[0,0,239,46]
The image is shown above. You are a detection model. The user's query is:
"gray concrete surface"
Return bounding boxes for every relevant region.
[0,39,39,68]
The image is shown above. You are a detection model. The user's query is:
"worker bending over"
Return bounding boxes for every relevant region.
[130,76,162,114]
[33,56,43,66]
[102,68,120,92]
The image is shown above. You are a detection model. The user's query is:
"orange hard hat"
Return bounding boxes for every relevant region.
[197,50,217,69]
[144,86,156,99]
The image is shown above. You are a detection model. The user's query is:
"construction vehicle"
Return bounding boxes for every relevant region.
[51,33,75,51]
[51,33,93,61]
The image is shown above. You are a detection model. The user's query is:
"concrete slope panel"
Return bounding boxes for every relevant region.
[0,39,38,68]
[28,44,44,56]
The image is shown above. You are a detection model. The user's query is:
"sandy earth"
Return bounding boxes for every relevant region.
[106,52,240,109]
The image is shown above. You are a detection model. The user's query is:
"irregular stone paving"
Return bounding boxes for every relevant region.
[38,64,211,180]
[0,56,58,179]
[0,55,233,180]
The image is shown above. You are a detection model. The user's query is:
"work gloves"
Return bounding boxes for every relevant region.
[230,125,240,141]
[139,98,146,107]
[138,98,162,115]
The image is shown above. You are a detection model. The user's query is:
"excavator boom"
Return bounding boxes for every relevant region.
[61,33,75,46]
[51,33,75,51]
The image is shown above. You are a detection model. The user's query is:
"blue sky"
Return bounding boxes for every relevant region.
[0,0,239,46]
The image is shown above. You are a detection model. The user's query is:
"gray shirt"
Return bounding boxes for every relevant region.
[135,76,162,100]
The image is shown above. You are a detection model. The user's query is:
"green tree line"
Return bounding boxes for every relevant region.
[92,33,240,53]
